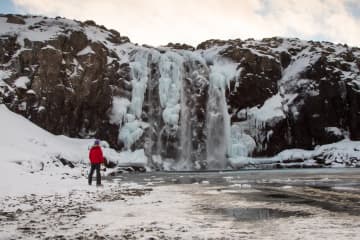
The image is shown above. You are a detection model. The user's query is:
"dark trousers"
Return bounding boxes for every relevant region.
[88,163,101,185]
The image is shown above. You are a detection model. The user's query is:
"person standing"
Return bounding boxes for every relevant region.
[88,139,104,186]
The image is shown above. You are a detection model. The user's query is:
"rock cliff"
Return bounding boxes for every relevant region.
[1,14,359,170]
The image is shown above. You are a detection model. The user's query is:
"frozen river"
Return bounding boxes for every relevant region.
[2,168,360,239]
[101,168,360,239]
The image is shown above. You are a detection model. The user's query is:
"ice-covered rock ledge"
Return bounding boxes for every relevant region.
[229,139,360,169]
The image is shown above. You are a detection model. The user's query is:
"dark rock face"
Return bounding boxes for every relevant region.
[6,15,25,25]
[165,43,195,51]
[0,15,126,149]
[224,46,281,118]
[282,52,359,150]
[1,15,360,169]
[0,35,19,64]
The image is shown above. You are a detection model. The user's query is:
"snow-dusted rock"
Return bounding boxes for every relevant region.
[1,14,360,170]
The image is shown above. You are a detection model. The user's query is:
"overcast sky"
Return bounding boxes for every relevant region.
[1,0,360,47]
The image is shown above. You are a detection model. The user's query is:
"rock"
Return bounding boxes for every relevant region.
[165,43,195,51]
[57,156,75,168]
[0,35,20,64]
[69,31,89,53]
[279,51,291,68]
[107,29,130,44]
[6,15,25,24]
[347,84,360,140]
[83,20,97,26]
[104,159,116,168]
[224,47,281,120]
[196,39,233,50]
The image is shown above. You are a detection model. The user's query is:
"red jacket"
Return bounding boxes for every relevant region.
[89,146,104,164]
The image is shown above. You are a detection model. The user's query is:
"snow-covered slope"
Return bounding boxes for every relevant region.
[0,104,146,196]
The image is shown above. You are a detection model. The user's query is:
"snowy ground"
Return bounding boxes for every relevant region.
[85,169,360,240]
[1,103,360,239]
[0,182,151,239]
[2,169,360,239]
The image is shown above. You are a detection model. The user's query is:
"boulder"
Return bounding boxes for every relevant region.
[6,15,25,25]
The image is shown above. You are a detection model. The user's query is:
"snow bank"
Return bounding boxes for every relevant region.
[0,104,90,164]
[229,139,360,169]
[248,93,285,124]
[0,104,92,195]
[0,104,146,196]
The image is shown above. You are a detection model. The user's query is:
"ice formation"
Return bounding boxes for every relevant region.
[129,50,151,118]
[109,97,131,127]
[158,52,183,126]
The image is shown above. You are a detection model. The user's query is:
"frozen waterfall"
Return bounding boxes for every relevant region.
[111,47,241,170]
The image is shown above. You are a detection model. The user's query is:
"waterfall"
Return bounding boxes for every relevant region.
[178,52,209,170]
[178,75,192,170]
[205,61,238,169]
[110,45,243,170]
[154,51,185,168]
[205,71,231,169]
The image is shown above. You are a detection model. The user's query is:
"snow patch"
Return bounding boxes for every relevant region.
[325,127,342,136]
[14,76,30,89]
[76,46,95,56]
[0,70,12,82]
[248,93,285,124]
